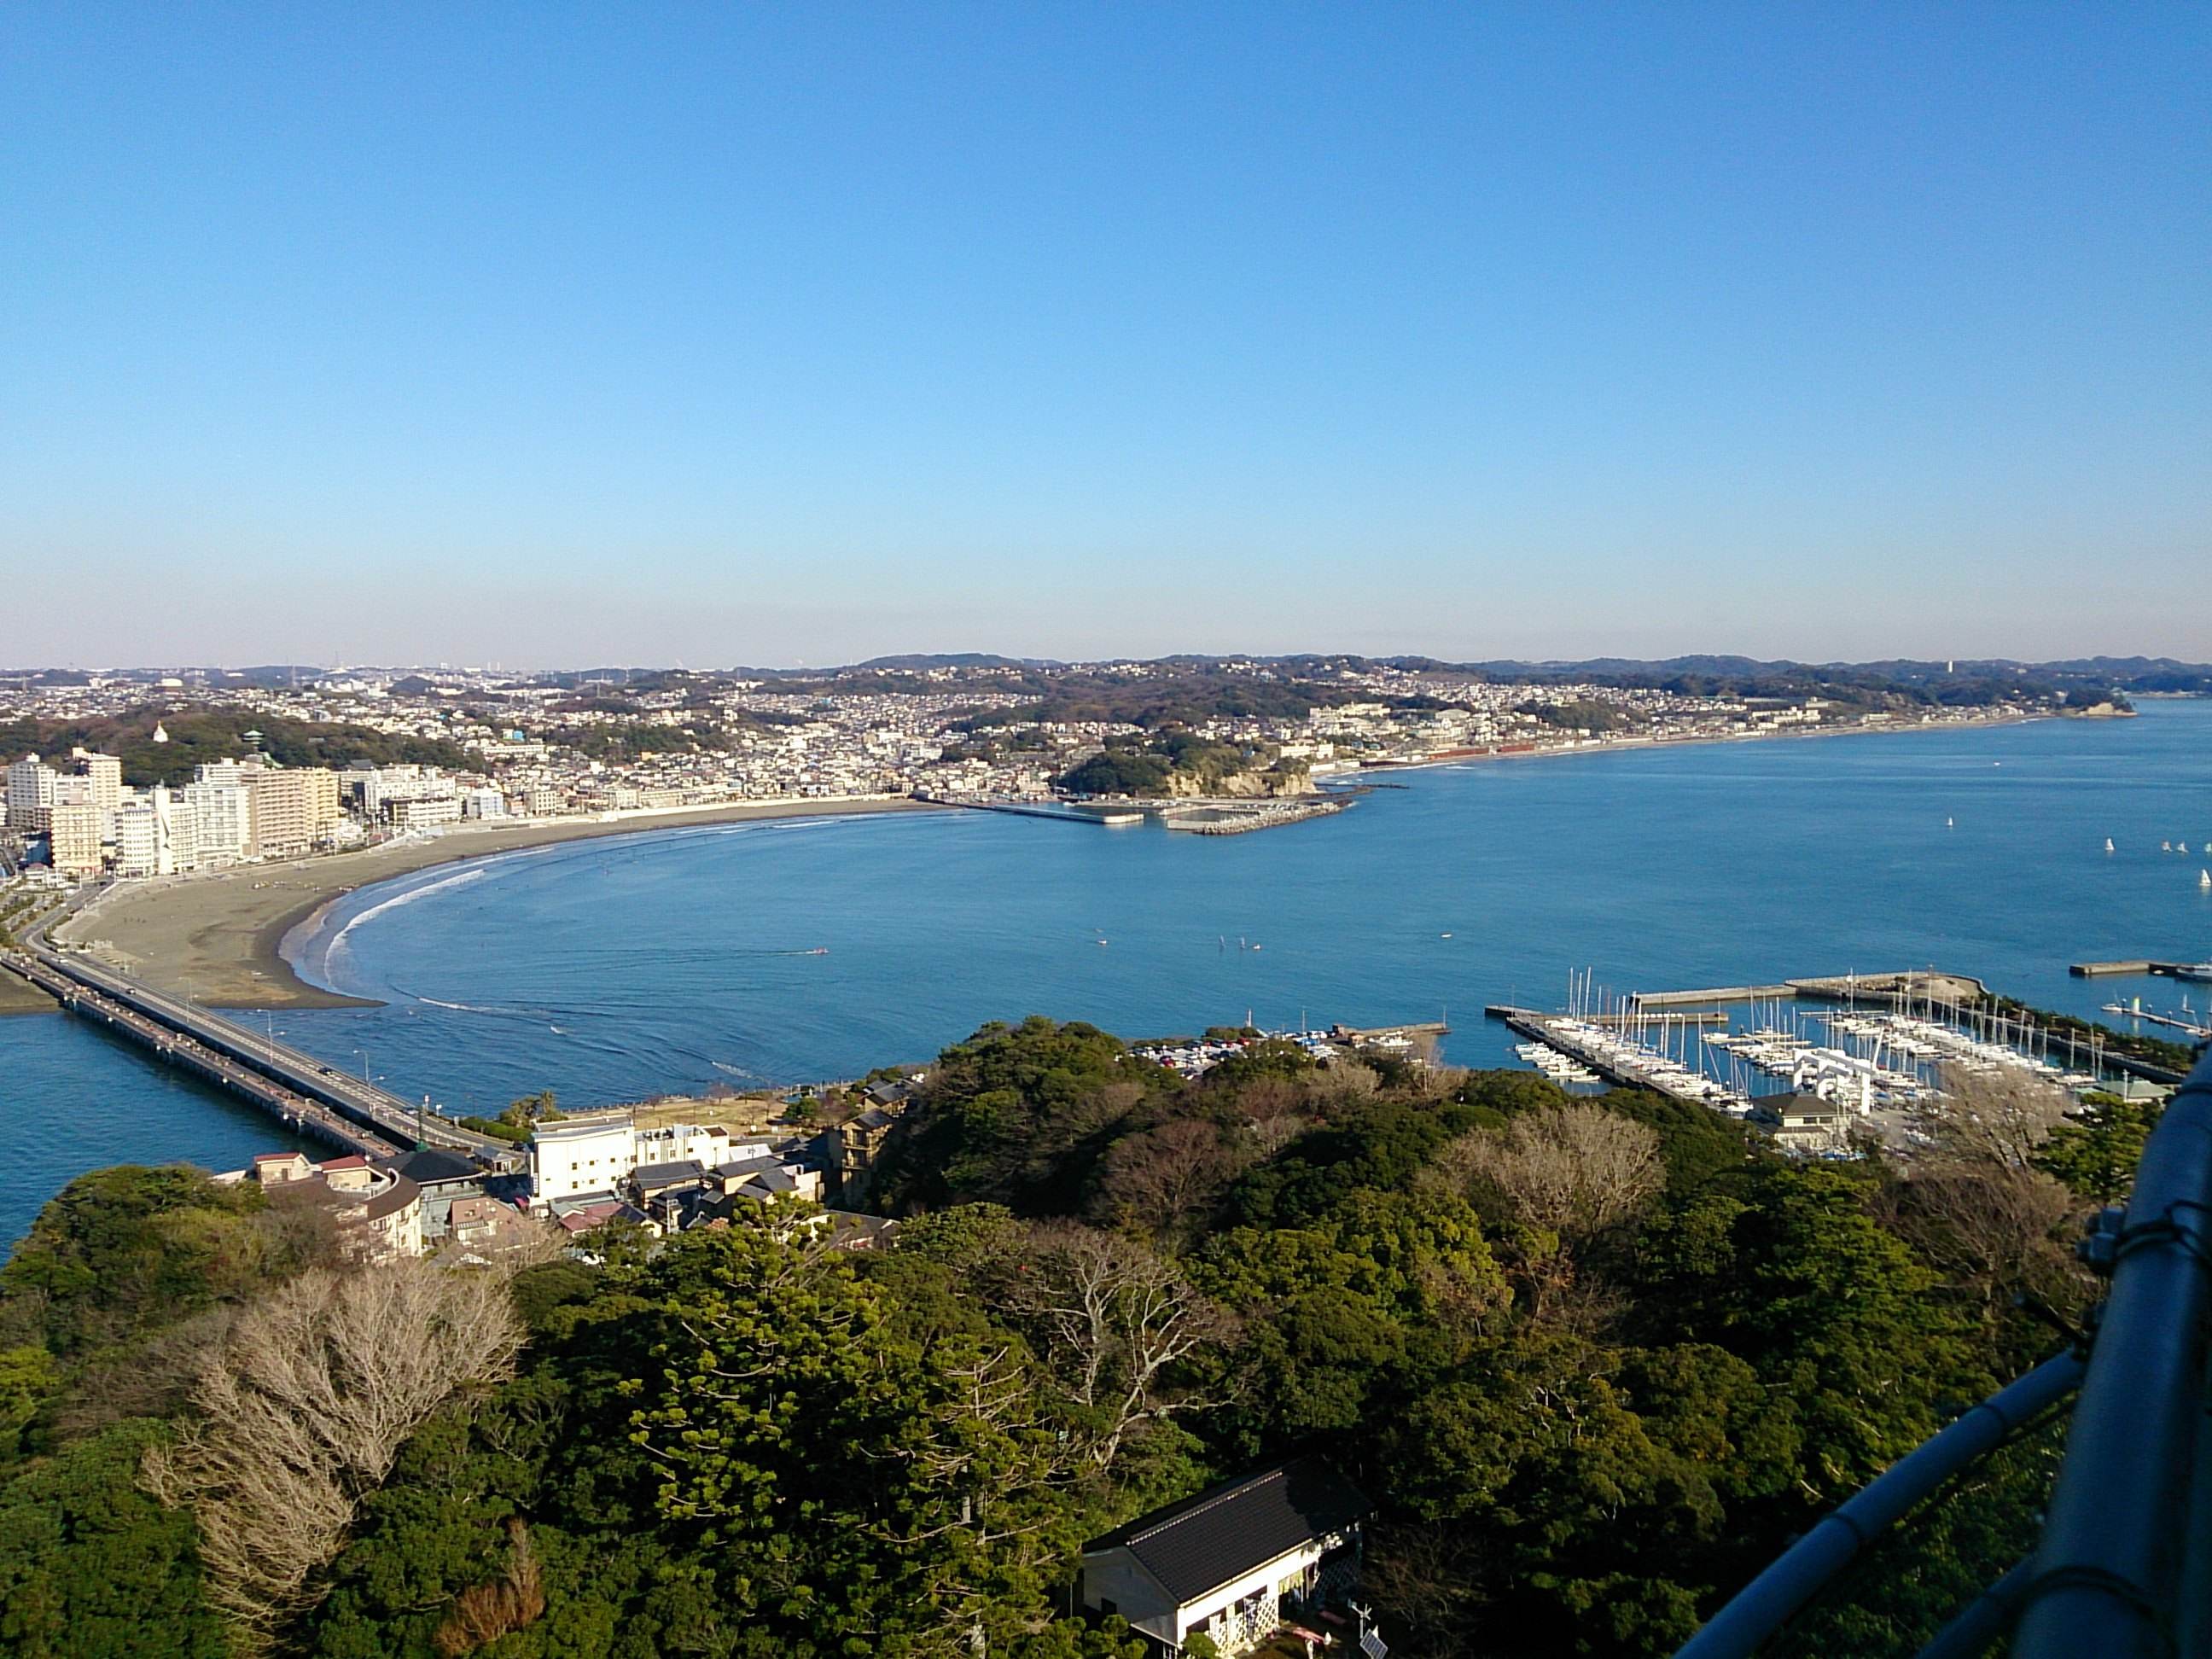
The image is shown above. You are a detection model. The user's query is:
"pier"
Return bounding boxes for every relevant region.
[2,946,514,1165]
[1161,798,1349,835]
[2070,958,2207,980]
[914,794,1143,827]
[1484,1004,1742,1110]
[1628,971,1994,1007]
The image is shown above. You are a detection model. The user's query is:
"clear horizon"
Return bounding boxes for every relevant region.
[3,647,2209,678]
[4,5,2206,666]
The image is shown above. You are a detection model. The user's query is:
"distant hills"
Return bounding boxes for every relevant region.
[5,653,2208,695]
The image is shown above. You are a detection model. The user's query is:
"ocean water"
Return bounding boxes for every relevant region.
[5,701,2209,1245]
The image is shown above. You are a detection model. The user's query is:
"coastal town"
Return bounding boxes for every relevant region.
[0,655,2099,884]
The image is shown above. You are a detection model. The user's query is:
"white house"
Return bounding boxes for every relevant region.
[1080,1457,1371,1655]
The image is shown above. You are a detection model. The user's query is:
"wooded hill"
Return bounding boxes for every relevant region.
[0,709,482,789]
[0,1018,2159,1657]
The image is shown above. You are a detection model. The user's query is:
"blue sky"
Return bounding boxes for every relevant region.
[3,4,2205,667]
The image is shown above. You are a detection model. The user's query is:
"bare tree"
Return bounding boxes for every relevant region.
[1438,1104,1663,1324]
[995,1223,1237,1466]
[1447,1103,1664,1242]
[1883,1068,2093,1316]
[1362,1520,1488,1658]
[1095,1118,1251,1237]
[143,1258,525,1650]
[1921,1066,2076,1168]
[1232,1075,1316,1158]
[1317,1057,1382,1103]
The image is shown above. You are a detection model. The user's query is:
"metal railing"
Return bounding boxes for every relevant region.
[1676,1039,2212,1659]
[2012,1040,2212,1657]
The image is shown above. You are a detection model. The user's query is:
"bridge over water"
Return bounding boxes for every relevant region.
[3,939,513,1167]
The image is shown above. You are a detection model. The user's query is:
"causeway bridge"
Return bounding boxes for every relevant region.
[2,940,513,1167]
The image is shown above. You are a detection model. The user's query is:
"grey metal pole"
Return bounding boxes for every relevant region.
[2012,1046,2212,1659]
[1674,1350,2084,1659]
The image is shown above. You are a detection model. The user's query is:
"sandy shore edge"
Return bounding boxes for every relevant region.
[50,797,941,1012]
[26,712,2090,1019]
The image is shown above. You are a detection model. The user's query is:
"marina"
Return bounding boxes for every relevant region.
[1489,962,2176,1156]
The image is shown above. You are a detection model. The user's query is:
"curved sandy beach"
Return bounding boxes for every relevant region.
[45,797,940,1012]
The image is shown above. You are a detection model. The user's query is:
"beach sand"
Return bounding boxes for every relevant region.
[49,797,940,1012]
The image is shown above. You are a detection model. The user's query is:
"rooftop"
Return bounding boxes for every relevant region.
[1082,1456,1371,1604]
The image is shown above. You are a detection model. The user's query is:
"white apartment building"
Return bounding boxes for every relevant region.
[348,764,457,817]
[176,775,252,869]
[529,1112,761,1205]
[5,756,56,830]
[68,748,122,833]
[462,785,508,819]
[388,795,463,830]
[112,800,171,877]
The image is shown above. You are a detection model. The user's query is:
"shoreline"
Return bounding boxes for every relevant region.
[1338,708,2052,782]
[28,709,2100,1018]
[50,796,941,1012]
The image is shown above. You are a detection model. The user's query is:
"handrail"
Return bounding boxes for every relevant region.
[2011,1042,2212,1658]
[1672,1349,2084,1659]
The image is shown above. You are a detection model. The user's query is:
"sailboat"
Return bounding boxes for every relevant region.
[2200,870,2210,890]
[1946,817,1954,828]
[2105,838,2116,853]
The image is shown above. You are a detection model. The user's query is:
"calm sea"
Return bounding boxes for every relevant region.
[5,701,2209,1244]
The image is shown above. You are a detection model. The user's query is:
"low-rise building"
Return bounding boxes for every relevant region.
[529,1111,763,1206]
[251,1150,425,1260]
[1752,1091,1854,1155]
[1080,1458,1371,1656]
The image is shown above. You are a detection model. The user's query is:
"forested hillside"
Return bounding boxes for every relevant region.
[0,1019,2142,1657]
[0,708,481,788]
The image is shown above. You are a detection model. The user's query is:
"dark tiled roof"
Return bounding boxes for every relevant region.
[632,1159,707,1188]
[716,1154,781,1179]
[383,1148,483,1186]
[1082,1458,1370,1605]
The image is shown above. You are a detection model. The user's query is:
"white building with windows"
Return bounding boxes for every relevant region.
[113,799,170,877]
[4,755,56,830]
[177,775,252,869]
[528,1111,763,1206]
[1080,1458,1371,1656]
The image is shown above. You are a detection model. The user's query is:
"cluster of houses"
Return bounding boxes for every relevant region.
[234,1069,1381,1656]
[234,1074,925,1266]
[242,1144,541,1263]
